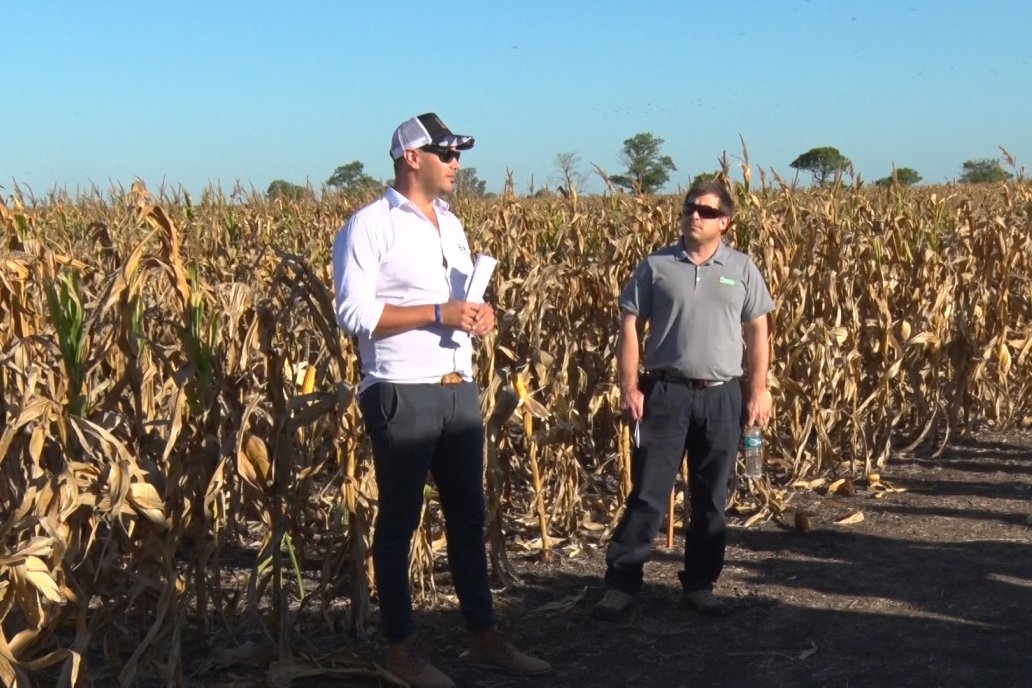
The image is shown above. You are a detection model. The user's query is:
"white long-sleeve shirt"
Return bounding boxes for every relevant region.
[332,187,474,390]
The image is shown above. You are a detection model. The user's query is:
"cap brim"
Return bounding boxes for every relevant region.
[432,134,475,150]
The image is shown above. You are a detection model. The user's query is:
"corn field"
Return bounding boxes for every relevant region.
[2,171,1031,685]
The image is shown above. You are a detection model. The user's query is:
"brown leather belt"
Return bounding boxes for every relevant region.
[440,372,464,385]
[650,370,727,389]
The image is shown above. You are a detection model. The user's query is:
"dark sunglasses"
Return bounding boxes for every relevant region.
[420,145,461,163]
[683,202,725,219]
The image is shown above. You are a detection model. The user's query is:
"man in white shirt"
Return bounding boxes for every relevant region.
[333,113,549,688]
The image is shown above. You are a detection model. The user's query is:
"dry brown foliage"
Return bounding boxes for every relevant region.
[2,173,1031,685]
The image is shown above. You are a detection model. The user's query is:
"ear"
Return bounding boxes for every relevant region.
[403,149,421,169]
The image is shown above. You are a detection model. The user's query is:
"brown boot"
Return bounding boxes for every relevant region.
[467,626,551,675]
[385,637,456,688]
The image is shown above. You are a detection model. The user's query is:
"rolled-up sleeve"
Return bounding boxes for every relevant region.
[332,215,385,338]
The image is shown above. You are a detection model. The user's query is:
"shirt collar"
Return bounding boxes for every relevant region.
[676,239,729,265]
[385,186,451,213]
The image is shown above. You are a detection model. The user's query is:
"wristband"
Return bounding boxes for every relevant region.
[434,303,442,325]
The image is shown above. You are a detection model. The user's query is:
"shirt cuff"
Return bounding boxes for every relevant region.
[358,301,386,337]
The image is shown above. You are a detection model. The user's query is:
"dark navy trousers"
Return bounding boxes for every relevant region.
[604,376,743,594]
[358,380,496,642]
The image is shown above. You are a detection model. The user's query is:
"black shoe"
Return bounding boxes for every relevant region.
[681,589,731,617]
[591,589,634,620]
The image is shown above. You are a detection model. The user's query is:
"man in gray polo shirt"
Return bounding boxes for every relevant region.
[592,180,774,620]
[334,113,549,688]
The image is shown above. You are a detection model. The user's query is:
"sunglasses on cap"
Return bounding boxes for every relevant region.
[420,145,461,163]
[683,202,725,220]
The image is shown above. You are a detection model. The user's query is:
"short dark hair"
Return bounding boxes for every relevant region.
[684,180,734,217]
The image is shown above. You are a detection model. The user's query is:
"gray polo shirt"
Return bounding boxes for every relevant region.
[620,241,774,381]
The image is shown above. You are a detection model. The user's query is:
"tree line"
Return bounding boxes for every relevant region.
[267,135,1018,200]
[267,161,489,201]
[786,146,1014,187]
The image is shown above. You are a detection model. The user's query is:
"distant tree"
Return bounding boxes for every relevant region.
[553,151,588,196]
[875,167,922,187]
[958,158,1012,184]
[790,147,852,185]
[455,167,487,197]
[326,161,380,194]
[610,133,677,194]
[266,179,308,201]
[692,171,721,185]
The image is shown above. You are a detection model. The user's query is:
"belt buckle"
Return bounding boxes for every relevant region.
[440,372,463,385]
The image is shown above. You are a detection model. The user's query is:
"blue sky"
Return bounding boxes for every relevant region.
[4,1,1031,197]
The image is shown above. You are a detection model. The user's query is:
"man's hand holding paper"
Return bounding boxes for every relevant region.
[443,255,498,339]
[439,300,493,335]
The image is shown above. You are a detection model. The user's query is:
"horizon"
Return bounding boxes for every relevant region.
[4,1,1030,198]
[3,165,1023,205]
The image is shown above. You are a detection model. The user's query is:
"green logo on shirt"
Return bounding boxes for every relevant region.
[719,276,736,286]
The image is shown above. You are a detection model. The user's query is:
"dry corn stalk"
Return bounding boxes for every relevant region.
[515,372,551,554]
[2,175,1032,684]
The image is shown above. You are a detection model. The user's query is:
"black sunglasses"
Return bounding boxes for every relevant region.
[683,202,725,220]
[420,145,461,163]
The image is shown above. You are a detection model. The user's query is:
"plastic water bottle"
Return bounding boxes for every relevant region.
[742,426,763,479]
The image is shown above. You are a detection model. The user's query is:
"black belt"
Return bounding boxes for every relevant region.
[649,370,728,389]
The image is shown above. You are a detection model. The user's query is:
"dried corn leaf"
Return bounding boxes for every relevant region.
[835,511,865,525]
[520,396,551,420]
[743,510,768,527]
[268,652,401,688]
[23,556,63,604]
[826,478,856,495]
[531,586,587,616]
[870,480,908,495]
[792,478,827,490]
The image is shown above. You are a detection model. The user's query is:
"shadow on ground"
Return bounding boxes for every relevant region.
[136,431,1032,688]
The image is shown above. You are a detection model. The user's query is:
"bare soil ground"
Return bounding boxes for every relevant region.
[109,431,1032,687]
[275,430,1032,688]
